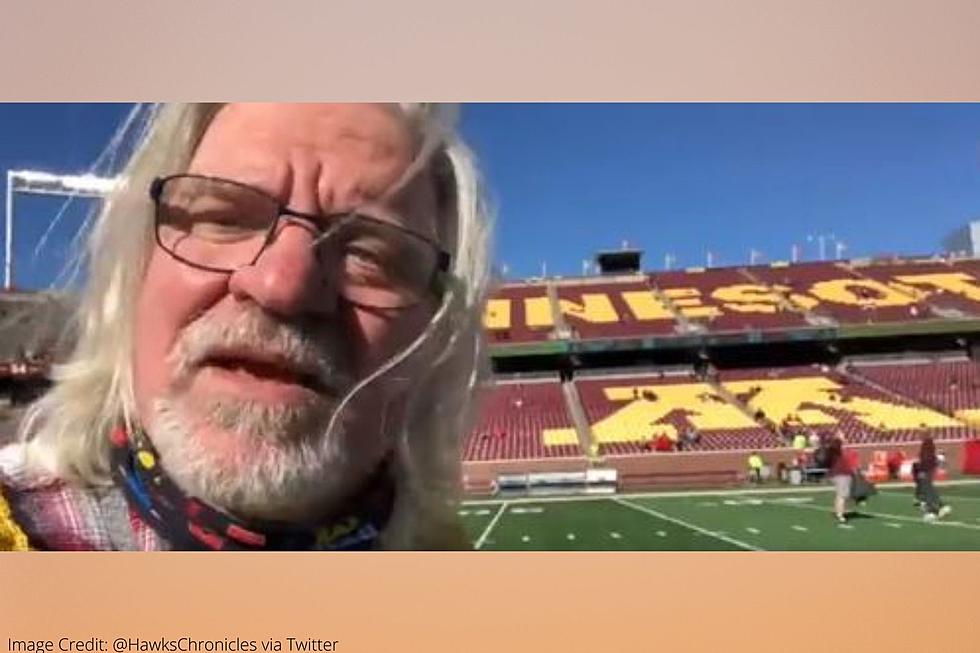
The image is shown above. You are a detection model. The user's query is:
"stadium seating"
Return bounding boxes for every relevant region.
[482,259,980,345]
[720,364,976,445]
[950,257,980,277]
[650,267,809,332]
[11,259,980,475]
[851,359,980,420]
[463,380,583,461]
[747,261,931,325]
[574,373,783,455]
[484,282,556,343]
[554,279,679,338]
[0,291,72,379]
[849,259,980,318]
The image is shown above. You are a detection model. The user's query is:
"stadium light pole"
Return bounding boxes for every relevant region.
[4,170,12,291]
[806,232,836,261]
[822,234,835,260]
[4,169,118,290]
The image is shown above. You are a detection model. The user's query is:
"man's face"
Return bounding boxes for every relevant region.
[132,103,440,520]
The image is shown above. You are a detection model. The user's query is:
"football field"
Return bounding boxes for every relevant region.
[461,480,980,550]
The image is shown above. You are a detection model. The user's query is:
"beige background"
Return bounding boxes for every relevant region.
[0,0,978,100]
[2,554,979,652]
[1,1,980,651]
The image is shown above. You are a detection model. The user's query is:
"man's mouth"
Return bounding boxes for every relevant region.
[198,349,330,396]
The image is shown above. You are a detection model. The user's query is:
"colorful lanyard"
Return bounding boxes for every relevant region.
[109,426,393,551]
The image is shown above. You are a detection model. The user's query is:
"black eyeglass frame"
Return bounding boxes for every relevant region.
[149,174,453,309]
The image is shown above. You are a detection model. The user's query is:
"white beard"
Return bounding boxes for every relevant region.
[147,393,360,521]
[140,302,395,522]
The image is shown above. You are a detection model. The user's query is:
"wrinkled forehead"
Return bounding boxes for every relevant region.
[187,103,440,237]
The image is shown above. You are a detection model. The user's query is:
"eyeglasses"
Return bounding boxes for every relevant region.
[149,174,451,310]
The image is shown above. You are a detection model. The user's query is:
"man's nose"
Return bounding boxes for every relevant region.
[227,218,338,318]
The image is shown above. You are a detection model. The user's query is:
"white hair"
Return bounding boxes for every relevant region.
[18,103,493,549]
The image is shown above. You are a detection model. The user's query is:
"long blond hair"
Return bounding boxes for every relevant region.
[18,103,493,549]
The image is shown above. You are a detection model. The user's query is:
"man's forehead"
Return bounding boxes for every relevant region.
[195,104,413,165]
[187,103,439,236]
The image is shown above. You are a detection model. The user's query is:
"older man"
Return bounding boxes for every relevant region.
[0,103,491,550]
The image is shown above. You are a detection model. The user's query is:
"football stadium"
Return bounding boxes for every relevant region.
[2,105,980,551]
[456,252,980,549]
[6,243,980,549]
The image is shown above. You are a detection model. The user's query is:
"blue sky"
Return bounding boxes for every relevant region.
[1,103,978,290]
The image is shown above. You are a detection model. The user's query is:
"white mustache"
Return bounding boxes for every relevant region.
[168,305,353,395]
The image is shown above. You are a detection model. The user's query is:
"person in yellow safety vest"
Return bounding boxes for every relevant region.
[748,452,764,483]
[792,432,808,451]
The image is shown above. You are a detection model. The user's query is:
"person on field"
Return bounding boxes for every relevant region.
[747,452,764,483]
[913,436,951,521]
[825,436,853,524]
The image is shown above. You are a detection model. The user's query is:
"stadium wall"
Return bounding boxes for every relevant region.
[461,440,969,495]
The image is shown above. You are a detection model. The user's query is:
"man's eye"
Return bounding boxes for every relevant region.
[188,206,246,225]
[345,245,386,268]
[192,208,240,223]
[192,219,255,239]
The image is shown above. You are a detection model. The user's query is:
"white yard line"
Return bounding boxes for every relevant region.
[474,502,509,549]
[614,497,763,551]
[765,499,980,532]
[880,489,980,503]
[463,479,980,507]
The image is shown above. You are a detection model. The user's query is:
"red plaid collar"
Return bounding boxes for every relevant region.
[0,444,167,551]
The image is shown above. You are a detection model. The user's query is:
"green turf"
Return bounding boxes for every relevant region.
[461,481,980,550]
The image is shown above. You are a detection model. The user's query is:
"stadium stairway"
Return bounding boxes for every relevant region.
[703,371,781,441]
[739,265,839,328]
[735,266,813,319]
[560,379,598,462]
[739,268,837,327]
[645,277,701,335]
[545,282,572,338]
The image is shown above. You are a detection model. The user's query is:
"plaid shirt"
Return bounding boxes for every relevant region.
[0,444,168,551]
